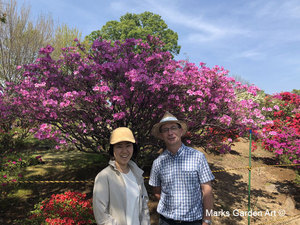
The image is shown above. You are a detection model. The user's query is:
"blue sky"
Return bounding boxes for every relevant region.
[16,0,300,94]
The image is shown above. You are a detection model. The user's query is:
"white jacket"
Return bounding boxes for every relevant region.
[93,160,150,225]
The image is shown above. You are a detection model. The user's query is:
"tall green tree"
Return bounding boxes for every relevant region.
[0,0,54,87]
[85,11,181,55]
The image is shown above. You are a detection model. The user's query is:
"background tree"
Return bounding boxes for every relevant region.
[291,89,300,95]
[0,12,5,23]
[0,0,6,23]
[50,24,82,60]
[85,11,181,55]
[231,74,251,87]
[0,0,54,88]
[0,0,81,88]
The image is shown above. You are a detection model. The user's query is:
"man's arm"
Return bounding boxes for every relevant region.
[201,181,213,224]
[152,186,161,200]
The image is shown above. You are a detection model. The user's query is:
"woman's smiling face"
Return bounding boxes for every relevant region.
[113,141,134,167]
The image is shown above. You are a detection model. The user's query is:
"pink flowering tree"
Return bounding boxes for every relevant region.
[8,36,267,161]
[0,87,35,151]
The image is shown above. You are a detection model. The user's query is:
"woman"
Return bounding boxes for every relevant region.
[93,127,150,225]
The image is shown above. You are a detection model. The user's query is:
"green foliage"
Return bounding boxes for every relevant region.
[0,122,40,151]
[0,150,44,187]
[50,24,82,60]
[0,127,27,151]
[85,11,181,55]
[291,89,300,95]
[0,12,6,23]
[236,89,266,105]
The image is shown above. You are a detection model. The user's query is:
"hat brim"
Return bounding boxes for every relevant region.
[110,137,136,145]
[151,120,188,139]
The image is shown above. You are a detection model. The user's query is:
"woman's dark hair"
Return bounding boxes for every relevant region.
[109,142,139,160]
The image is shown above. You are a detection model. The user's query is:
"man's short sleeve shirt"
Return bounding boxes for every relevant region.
[149,144,215,221]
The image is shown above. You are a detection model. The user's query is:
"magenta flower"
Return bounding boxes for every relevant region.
[3,36,274,156]
[269,131,277,136]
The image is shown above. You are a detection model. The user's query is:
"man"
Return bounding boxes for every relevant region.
[149,111,214,225]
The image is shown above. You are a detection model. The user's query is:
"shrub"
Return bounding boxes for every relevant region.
[26,191,95,225]
[0,150,43,187]
[7,36,268,159]
[260,92,300,165]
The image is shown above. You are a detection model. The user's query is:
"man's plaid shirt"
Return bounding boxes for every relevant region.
[149,144,214,221]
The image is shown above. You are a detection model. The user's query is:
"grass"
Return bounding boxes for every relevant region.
[1,141,299,225]
[1,148,107,224]
[8,189,33,199]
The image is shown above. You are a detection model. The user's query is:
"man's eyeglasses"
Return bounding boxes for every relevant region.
[160,126,180,133]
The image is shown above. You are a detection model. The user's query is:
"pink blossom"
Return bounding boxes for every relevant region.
[5,37,272,156]
[59,139,67,144]
[113,112,126,120]
[60,100,71,108]
[34,82,46,88]
[275,149,283,155]
[219,115,232,126]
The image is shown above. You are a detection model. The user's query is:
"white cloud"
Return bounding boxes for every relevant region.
[141,0,249,43]
[109,1,131,13]
[231,49,265,60]
[254,0,300,20]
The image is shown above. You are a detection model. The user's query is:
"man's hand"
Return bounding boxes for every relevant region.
[201,181,213,223]
[153,186,161,200]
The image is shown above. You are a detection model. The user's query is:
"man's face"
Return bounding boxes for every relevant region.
[159,122,183,147]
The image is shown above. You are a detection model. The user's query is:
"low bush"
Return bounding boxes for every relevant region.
[25,191,95,225]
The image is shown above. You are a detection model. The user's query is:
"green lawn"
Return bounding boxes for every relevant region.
[1,148,108,224]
